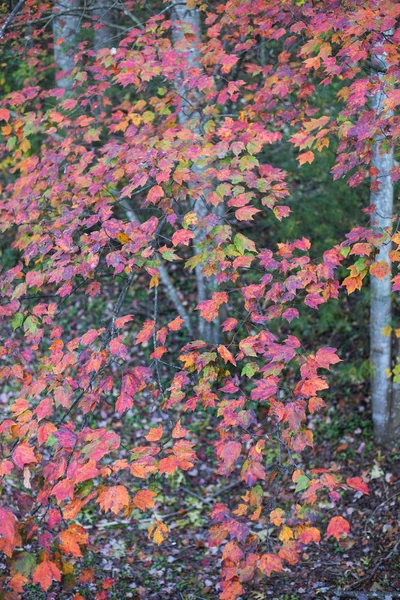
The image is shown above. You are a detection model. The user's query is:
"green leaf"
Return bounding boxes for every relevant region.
[295,475,310,493]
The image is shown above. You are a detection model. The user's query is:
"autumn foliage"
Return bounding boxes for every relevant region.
[0,0,399,598]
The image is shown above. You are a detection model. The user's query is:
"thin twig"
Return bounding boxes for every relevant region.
[0,0,26,39]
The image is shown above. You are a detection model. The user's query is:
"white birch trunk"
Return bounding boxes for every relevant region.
[370,36,394,445]
[171,4,221,343]
[93,0,114,53]
[53,0,81,89]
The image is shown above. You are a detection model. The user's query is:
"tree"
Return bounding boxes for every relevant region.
[0,1,399,599]
[53,0,81,89]
[369,29,397,445]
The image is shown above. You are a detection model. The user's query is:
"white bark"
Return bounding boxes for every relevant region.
[370,36,394,445]
[53,0,81,89]
[93,0,114,53]
[171,5,221,343]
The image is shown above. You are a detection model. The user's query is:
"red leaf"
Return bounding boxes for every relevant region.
[12,444,37,470]
[147,185,164,204]
[0,108,10,122]
[222,317,238,332]
[346,477,369,495]
[109,335,128,359]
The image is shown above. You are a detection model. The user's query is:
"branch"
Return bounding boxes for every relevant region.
[0,0,26,39]
[123,201,193,336]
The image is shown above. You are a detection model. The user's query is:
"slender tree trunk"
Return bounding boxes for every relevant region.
[370,34,395,445]
[53,0,81,89]
[93,0,114,53]
[171,4,221,343]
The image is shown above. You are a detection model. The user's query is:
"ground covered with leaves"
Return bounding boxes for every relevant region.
[15,384,399,600]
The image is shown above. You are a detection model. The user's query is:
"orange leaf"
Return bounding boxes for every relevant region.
[135,320,155,345]
[145,424,163,442]
[298,526,321,544]
[269,508,285,526]
[172,420,189,439]
[370,260,390,280]
[167,316,184,331]
[298,151,314,165]
[32,561,61,592]
[133,489,156,511]
[327,516,350,540]
[217,345,236,366]
[97,485,130,515]
[259,553,283,576]
[59,524,88,557]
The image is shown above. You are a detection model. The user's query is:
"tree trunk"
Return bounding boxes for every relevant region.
[171,4,221,344]
[53,0,81,89]
[93,0,114,53]
[370,33,395,445]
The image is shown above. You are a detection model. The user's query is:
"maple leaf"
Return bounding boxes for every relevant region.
[298,526,321,545]
[172,229,195,246]
[218,345,236,366]
[12,444,37,470]
[235,206,262,221]
[97,485,130,515]
[298,151,314,165]
[0,507,17,557]
[196,292,228,322]
[147,185,164,204]
[168,316,184,331]
[222,318,238,332]
[370,260,390,280]
[133,489,156,511]
[145,424,163,441]
[326,516,350,540]
[59,524,88,557]
[269,508,285,526]
[250,378,278,401]
[115,314,133,328]
[308,397,326,414]
[32,561,61,592]
[346,477,369,495]
[172,420,189,439]
[109,335,128,359]
[148,520,168,545]
[0,108,10,122]
[135,320,155,345]
[259,553,283,576]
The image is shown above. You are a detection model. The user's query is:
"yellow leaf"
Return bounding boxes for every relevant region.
[117,232,130,244]
[279,525,294,542]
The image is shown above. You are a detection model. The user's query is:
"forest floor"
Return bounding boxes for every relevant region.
[21,384,400,600]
